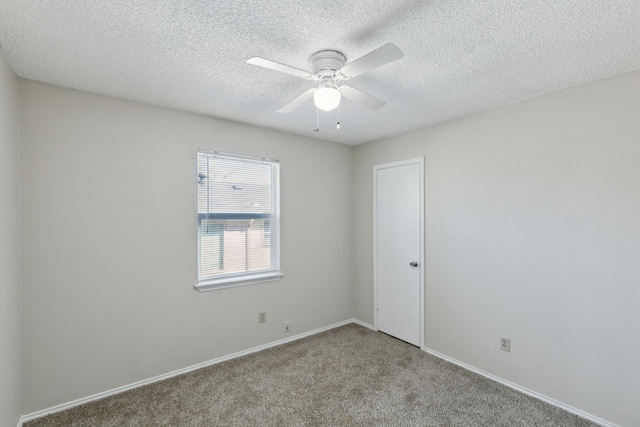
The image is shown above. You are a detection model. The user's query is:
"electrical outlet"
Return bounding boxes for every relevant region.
[258,312,266,324]
[500,337,510,352]
[284,321,290,333]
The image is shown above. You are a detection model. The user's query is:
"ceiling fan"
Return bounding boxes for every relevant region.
[247,43,403,114]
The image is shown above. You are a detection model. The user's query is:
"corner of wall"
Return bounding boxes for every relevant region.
[17,75,24,424]
[0,45,23,427]
[348,144,358,321]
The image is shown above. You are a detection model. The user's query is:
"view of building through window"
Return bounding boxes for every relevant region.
[199,218,270,276]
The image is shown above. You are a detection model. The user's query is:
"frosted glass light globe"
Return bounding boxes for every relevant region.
[314,87,341,111]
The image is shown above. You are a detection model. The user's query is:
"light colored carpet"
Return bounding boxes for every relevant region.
[26,324,598,426]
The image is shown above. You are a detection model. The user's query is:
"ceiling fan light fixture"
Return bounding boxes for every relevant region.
[314,86,341,111]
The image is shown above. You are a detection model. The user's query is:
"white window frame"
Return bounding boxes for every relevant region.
[195,151,283,292]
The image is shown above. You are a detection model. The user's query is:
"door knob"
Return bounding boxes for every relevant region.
[409,261,418,267]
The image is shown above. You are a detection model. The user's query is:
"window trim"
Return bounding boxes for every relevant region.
[196,271,284,292]
[195,150,283,292]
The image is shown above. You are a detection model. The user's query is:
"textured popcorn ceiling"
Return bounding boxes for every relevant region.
[0,1,639,145]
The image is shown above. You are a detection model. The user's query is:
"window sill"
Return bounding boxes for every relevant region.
[195,271,284,292]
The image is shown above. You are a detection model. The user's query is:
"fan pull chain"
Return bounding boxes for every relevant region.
[314,108,320,132]
[336,104,341,129]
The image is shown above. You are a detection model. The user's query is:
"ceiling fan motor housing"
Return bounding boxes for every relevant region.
[309,50,346,79]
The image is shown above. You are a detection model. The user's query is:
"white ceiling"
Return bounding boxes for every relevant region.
[0,1,639,146]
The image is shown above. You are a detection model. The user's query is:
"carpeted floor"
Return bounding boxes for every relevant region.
[26,324,599,426]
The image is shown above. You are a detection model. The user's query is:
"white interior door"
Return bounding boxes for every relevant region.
[374,158,423,347]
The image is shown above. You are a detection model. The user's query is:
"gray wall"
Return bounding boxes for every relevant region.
[352,70,640,426]
[0,48,21,427]
[20,81,353,413]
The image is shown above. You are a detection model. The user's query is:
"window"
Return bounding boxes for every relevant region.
[196,151,282,291]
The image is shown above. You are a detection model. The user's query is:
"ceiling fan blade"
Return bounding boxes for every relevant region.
[278,88,317,113]
[340,86,386,110]
[340,43,403,78]
[247,57,313,79]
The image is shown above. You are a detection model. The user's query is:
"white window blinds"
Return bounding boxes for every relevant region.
[197,151,281,290]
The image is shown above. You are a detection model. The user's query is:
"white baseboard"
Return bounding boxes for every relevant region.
[352,318,374,330]
[22,322,611,427]
[421,347,617,427]
[19,318,356,424]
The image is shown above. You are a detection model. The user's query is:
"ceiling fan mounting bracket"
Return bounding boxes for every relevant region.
[309,50,346,80]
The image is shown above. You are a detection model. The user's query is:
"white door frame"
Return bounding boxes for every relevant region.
[373,157,425,348]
